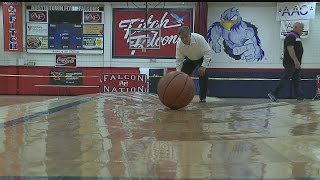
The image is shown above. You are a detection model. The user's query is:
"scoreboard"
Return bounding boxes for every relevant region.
[26,5,104,54]
[48,24,83,49]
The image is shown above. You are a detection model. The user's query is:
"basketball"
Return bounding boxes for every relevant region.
[157,71,195,110]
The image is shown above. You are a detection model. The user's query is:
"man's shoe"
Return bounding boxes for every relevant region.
[268,93,277,102]
[297,97,305,101]
[199,99,206,103]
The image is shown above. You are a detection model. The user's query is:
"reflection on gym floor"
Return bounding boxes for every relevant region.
[0,93,320,179]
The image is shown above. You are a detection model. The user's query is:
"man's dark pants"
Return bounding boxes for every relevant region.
[271,63,304,98]
[181,57,208,100]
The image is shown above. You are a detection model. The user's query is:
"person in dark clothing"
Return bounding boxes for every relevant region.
[268,22,305,102]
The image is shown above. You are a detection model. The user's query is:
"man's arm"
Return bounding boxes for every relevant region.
[200,36,213,68]
[287,45,301,69]
[176,43,185,71]
[287,46,300,65]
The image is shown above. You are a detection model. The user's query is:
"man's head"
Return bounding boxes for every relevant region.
[178,26,191,45]
[293,22,304,35]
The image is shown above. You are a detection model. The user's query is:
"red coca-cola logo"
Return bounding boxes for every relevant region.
[30,12,46,22]
[85,13,101,23]
[56,56,75,65]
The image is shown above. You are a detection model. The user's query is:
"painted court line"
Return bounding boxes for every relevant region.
[0,97,93,129]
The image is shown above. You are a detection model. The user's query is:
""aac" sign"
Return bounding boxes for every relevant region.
[276,2,316,21]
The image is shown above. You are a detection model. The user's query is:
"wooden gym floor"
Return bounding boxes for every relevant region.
[0,93,320,180]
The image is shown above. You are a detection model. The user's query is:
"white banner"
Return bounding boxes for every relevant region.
[26,23,48,36]
[83,37,103,49]
[280,20,309,39]
[276,2,316,21]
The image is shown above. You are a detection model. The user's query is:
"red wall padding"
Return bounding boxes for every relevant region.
[0,66,18,94]
[0,66,140,95]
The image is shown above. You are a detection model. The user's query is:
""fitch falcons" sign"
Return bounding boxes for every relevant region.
[112,8,193,58]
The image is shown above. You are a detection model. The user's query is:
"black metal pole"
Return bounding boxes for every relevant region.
[145,2,148,48]
[145,1,148,28]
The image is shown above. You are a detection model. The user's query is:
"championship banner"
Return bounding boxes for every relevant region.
[101,74,148,93]
[276,2,316,21]
[55,54,76,67]
[2,2,23,52]
[113,8,193,58]
[280,20,309,39]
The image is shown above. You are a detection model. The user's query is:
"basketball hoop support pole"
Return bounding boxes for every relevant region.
[145,2,148,26]
[145,2,148,42]
[143,1,148,52]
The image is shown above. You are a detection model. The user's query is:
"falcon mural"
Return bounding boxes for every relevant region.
[208,7,265,62]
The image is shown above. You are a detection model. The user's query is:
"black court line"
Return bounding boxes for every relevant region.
[0,97,94,129]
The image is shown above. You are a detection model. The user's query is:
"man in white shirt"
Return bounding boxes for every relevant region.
[176,26,213,103]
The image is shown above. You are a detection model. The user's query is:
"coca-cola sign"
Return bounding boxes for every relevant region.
[55,54,76,67]
[28,11,47,22]
[112,8,193,58]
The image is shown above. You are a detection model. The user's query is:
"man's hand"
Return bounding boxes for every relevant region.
[287,46,300,69]
[294,61,301,69]
[199,66,206,76]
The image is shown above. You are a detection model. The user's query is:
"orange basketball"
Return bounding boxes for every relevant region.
[157,71,195,110]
